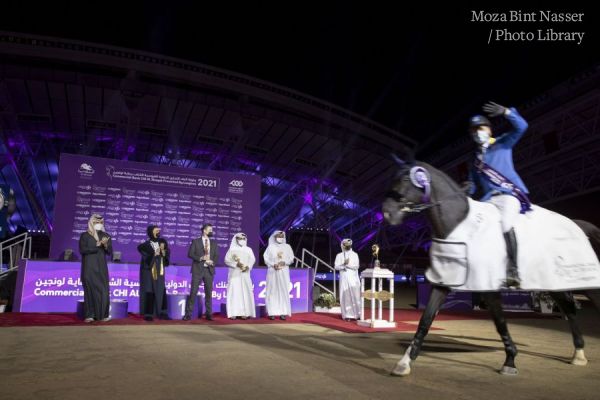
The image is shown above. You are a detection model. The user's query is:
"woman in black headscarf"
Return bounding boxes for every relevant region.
[137,225,170,321]
[79,214,112,323]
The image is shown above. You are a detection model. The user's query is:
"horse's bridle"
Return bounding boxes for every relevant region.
[385,165,465,214]
[385,188,438,213]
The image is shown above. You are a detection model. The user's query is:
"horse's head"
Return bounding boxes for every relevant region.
[382,155,432,226]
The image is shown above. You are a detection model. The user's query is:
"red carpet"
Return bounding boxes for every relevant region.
[0,309,556,333]
[0,312,424,333]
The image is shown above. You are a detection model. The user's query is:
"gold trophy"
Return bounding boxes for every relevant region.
[363,244,392,301]
[372,244,381,269]
[151,243,165,280]
[233,254,249,272]
[276,251,284,270]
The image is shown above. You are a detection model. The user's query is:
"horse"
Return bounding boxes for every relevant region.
[382,159,600,377]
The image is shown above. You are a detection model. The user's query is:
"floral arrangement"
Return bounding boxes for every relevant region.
[314,293,340,308]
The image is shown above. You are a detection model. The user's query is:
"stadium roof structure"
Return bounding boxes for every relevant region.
[0,32,416,245]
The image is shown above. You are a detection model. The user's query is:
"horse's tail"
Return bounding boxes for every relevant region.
[574,220,600,314]
[573,219,600,252]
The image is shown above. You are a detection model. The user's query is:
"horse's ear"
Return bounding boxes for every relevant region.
[390,153,406,167]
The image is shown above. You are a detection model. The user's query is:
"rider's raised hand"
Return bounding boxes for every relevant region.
[482,101,507,117]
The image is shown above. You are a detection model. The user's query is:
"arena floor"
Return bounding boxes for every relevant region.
[2,303,600,400]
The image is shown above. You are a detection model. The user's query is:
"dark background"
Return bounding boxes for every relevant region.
[1,1,597,157]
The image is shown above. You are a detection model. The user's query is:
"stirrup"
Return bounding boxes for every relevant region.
[503,277,521,289]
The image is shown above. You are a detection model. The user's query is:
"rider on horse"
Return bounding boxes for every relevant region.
[465,101,531,289]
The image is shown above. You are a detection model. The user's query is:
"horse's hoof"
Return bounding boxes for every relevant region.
[391,362,411,377]
[499,366,518,375]
[571,349,588,366]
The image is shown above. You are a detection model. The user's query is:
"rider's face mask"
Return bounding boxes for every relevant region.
[473,128,491,147]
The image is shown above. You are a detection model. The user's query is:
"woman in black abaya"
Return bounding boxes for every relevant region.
[79,214,112,322]
[138,225,171,321]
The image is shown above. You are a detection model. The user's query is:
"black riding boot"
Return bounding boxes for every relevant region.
[504,228,521,289]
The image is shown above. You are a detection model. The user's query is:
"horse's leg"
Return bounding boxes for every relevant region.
[549,291,588,365]
[391,285,450,376]
[483,291,519,375]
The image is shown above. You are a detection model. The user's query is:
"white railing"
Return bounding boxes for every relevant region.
[0,232,32,278]
[293,248,336,298]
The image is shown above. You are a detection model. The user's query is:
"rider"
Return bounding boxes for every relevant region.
[464,101,531,289]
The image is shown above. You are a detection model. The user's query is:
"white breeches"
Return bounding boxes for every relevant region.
[487,194,521,233]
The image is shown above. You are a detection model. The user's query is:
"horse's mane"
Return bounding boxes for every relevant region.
[415,161,464,195]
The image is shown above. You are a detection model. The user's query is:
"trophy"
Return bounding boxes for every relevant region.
[276,251,284,270]
[372,244,381,269]
[151,243,165,280]
[233,254,249,272]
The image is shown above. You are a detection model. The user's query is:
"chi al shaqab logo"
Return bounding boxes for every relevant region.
[78,163,95,176]
[228,179,244,194]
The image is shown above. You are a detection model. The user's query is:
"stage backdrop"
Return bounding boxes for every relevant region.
[14,260,312,313]
[50,154,261,264]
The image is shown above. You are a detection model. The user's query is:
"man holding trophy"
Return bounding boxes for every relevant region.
[224,233,256,319]
[334,238,361,321]
[184,223,219,321]
[263,231,294,320]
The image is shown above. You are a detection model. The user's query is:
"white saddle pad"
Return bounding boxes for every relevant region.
[426,198,600,291]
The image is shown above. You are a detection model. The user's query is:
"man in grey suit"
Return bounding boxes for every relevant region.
[183,223,219,320]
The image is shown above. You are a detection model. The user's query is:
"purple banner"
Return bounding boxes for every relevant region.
[500,291,533,311]
[50,154,261,264]
[14,260,312,314]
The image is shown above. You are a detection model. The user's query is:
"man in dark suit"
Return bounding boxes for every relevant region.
[183,223,219,320]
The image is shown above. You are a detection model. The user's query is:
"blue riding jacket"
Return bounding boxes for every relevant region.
[468,108,529,201]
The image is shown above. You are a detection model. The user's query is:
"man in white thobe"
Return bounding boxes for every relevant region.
[224,233,256,319]
[334,238,361,321]
[263,230,294,320]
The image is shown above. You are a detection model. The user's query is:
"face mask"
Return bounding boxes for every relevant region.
[343,245,351,251]
[237,239,247,247]
[94,223,104,231]
[474,129,490,145]
[154,231,160,238]
[206,231,214,237]
[276,238,284,244]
